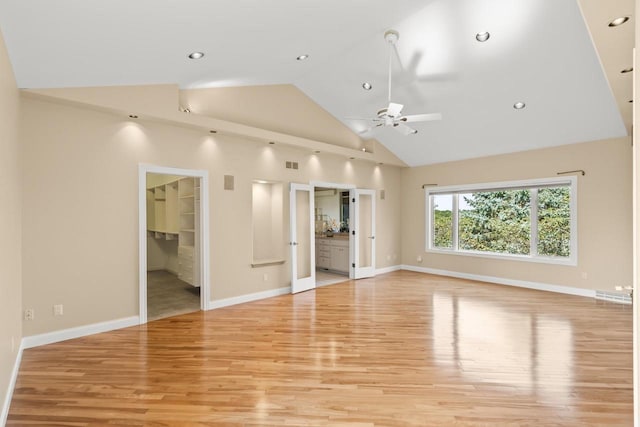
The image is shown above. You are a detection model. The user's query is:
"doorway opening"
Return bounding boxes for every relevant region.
[314,187,350,287]
[138,165,210,324]
[289,181,376,294]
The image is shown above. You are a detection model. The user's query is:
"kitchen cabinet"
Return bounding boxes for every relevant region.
[315,237,349,273]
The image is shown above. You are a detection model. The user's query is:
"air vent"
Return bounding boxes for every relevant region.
[595,290,632,305]
[285,161,299,170]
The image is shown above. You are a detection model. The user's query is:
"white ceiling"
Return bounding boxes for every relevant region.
[0,0,631,166]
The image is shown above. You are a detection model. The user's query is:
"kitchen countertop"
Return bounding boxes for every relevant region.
[316,233,349,240]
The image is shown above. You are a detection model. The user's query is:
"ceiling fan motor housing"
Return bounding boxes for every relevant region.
[384,29,399,44]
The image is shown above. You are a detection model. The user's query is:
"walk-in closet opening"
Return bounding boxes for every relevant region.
[145,172,202,321]
[314,187,351,287]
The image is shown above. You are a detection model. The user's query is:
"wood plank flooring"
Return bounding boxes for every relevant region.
[8,271,633,426]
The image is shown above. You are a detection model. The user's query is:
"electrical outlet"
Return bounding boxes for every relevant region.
[417,255,423,263]
[263,273,268,282]
[24,309,34,321]
[53,304,64,316]
[581,272,588,280]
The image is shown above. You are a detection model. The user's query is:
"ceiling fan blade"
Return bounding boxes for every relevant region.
[393,122,418,135]
[345,117,375,121]
[358,123,384,135]
[401,112,442,123]
[387,102,404,117]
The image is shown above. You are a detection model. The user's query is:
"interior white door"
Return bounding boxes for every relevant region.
[350,189,376,279]
[290,183,316,293]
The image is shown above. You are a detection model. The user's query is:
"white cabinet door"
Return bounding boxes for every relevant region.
[330,245,349,272]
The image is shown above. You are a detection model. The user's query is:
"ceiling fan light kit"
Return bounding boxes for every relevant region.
[349,29,442,136]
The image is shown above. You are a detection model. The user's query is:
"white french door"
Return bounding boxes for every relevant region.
[289,183,316,293]
[350,189,376,279]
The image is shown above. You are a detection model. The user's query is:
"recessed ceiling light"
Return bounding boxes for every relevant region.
[378,162,384,165]
[629,100,633,103]
[349,157,355,160]
[410,129,418,134]
[256,180,268,184]
[180,107,191,113]
[296,54,309,61]
[209,130,217,134]
[513,102,526,110]
[188,52,204,59]
[314,150,320,154]
[362,82,372,90]
[268,141,275,145]
[128,114,138,119]
[608,16,630,27]
[361,148,367,152]
[621,67,634,73]
[476,32,490,42]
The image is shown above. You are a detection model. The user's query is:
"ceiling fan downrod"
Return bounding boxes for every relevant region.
[384,29,399,104]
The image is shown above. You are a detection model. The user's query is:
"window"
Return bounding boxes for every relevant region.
[426,177,577,265]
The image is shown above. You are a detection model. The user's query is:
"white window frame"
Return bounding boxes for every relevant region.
[425,176,578,266]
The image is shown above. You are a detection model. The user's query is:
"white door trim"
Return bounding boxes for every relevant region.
[310,181,357,279]
[138,164,210,324]
[309,181,356,191]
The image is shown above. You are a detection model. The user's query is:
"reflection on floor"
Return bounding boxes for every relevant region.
[147,270,200,321]
[316,269,349,287]
[9,271,633,424]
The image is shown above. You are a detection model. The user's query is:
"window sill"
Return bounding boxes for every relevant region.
[425,248,577,266]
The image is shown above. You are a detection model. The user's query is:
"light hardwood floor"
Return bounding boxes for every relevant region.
[8,271,632,425]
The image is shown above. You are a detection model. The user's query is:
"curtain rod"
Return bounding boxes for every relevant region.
[557,169,585,176]
[423,170,583,189]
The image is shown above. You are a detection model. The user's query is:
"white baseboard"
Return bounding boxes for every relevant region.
[1,341,24,426]
[22,316,140,350]
[375,265,402,275]
[400,265,596,298]
[209,286,291,310]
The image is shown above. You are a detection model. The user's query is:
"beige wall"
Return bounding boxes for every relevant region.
[20,96,402,336]
[401,137,632,291]
[0,30,22,418]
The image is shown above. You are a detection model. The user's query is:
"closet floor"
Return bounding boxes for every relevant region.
[147,270,200,321]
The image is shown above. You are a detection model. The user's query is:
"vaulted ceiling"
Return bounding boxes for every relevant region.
[0,0,633,166]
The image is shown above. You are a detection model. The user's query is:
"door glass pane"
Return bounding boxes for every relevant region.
[295,189,311,280]
[358,193,373,268]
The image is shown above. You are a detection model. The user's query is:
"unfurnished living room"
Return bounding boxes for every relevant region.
[0,0,638,425]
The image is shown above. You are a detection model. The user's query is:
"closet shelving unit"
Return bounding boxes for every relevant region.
[147,177,200,287]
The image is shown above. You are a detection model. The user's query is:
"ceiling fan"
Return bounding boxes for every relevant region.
[350,29,442,136]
